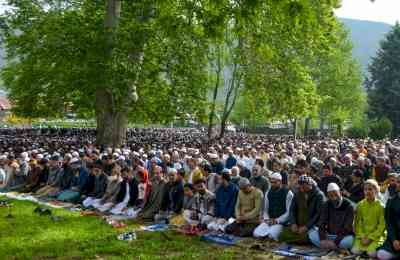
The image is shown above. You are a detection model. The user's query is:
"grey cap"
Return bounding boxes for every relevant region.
[238,177,251,188]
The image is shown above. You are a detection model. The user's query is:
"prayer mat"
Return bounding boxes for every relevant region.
[201,233,242,246]
[175,225,207,236]
[142,223,170,232]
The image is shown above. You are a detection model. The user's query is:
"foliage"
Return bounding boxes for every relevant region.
[369,117,393,139]
[315,23,366,131]
[346,125,369,139]
[0,0,366,141]
[367,23,400,136]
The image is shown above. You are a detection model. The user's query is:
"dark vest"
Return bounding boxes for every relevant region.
[268,187,289,219]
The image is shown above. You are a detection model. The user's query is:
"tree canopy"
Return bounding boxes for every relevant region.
[367,23,400,136]
[0,0,366,144]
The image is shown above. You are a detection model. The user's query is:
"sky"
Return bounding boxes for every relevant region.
[335,0,400,25]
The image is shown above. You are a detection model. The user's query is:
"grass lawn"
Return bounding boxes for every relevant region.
[0,197,272,260]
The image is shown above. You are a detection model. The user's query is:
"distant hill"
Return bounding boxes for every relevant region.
[339,18,392,76]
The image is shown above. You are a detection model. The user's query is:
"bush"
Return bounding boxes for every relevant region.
[369,117,393,139]
[346,125,369,138]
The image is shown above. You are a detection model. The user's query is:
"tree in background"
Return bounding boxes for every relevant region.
[0,0,227,146]
[313,22,366,136]
[367,23,400,136]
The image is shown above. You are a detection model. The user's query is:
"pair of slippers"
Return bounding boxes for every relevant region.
[117,231,136,241]
[0,200,12,207]
[34,206,52,216]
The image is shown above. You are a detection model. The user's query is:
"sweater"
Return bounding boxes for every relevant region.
[215,183,239,219]
[235,187,263,223]
[288,186,325,229]
[318,198,355,245]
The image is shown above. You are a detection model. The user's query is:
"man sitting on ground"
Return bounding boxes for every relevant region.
[225,178,263,237]
[279,175,325,244]
[254,172,293,240]
[309,183,354,250]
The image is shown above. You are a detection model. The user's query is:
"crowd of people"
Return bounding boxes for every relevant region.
[1,128,400,259]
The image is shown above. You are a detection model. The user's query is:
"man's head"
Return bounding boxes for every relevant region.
[322,165,332,177]
[184,183,194,197]
[208,153,219,164]
[168,168,178,182]
[200,163,212,177]
[231,166,239,177]
[153,165,163,181]
[364,179,379,201]
[388,173,398,186]
[270,172,282,190]
[194,178,207,194]
[351,169,363,183]
[298,175,314,193]
[187,157,197,169]
[327,183,342,207]
[238,177,252,193]
[377,157,386,167]
[252,164,262,178]
[271,159,281,172]
[294,159,308,175]
[220,170,231,186]
[344,154,352,166]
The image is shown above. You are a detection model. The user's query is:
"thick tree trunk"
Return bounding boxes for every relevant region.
[304,117,311,136]
[95,0,124,147]
[337,123,343,137]
[293,119,298,140]
[96,89,127,147]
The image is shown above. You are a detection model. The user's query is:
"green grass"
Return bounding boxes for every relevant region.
[0,197,260,260]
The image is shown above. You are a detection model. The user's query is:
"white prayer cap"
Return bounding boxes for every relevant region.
[270,172,282,181]
[311,157,319,165]
[327,183,340,193]
[72,151,79,158]
[280,158,289,165]
[0,155,7,160]
[115,148,122,154]
[344,154,352,159]
[70,157,80,164]
[20,152,29,159]
[238,178,251,188]
[237,160,246,167]
[36,154,44,160]
[297,154,306,161]
[168,168,178,175]
[208,153,218,159]
[117,155,126,161]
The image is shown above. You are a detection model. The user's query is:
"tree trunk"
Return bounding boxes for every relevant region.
[293,119,298,140]
[96,89,127,147]
[337,123,343,137]
[304,117,311,136]
[207,46,222,140]
[95,0,123,146]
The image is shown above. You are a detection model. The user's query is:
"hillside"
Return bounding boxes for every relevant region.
[339,18,392,75]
